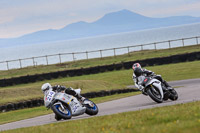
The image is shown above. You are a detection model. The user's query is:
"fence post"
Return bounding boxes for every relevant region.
[72,53,75,61]
[168,41,171,48]
[59,54,62,64]
[100,50,102,58]
[46,56,48,65]
[196,37,199,45]
[113,48,116,57]
[86,51,88,59]
[19,59,22,68]
[154,43,157,50]
[32,57,35,67]
[6,61,9,70]
[141,45,143,50]
[182,39,185,46]
[127,46,130,56]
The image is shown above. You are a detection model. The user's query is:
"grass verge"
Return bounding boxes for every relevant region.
[0,45,199,79]
[0,60,200,105]
[2,101,200,133]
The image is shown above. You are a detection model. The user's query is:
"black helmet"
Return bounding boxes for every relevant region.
[134,67,143,77]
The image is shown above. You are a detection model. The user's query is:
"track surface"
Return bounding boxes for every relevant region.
[1,78,200,131]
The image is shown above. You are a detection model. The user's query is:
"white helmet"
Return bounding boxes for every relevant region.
[41,83,52,93]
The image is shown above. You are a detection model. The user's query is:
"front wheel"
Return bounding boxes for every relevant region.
[84,99,98,115]
[51,102,72,120]
[169,89,178,101]
[147,86,163,103]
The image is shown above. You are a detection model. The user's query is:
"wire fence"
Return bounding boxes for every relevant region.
[0,36,199,70]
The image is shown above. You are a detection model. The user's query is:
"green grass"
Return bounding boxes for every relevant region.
[0,92,140,125]
[0,60,200,105]
[2,101,200,133]
[0,45,199,79]
[0,106,52,125]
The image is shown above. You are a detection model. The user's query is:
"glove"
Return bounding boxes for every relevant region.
[138,85,144,91]
[149,72,155,76]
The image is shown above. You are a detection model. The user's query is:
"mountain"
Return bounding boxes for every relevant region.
[1,9,200,47]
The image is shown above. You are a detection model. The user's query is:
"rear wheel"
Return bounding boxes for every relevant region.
[147,86,163,103]
[169,89,178,101]
[51,102,72,120]
[84,99,98,115]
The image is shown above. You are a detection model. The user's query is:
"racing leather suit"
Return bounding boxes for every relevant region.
[52,85,84,100]
[132,69,171,91]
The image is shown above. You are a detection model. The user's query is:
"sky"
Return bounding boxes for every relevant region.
[0,0,200,38]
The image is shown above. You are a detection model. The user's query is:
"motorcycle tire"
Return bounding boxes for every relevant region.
[147,86,163,103]
[169,89,178,101]
[84,99,99,115]
[51,102,72,120]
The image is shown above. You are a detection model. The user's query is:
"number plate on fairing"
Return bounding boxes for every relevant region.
[46,91,55,102]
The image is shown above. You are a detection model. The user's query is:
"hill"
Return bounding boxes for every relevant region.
[0,9,200,47]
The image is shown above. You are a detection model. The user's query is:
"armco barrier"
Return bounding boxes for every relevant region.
[0,88,139,112]
[0,51,200,87]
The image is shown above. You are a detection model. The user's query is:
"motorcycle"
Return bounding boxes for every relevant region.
[44,88,98,120]
[138,75,178,103]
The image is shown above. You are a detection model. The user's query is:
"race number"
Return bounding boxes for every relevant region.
[46,91,55,102]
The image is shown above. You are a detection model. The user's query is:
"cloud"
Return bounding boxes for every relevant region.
[0,0,200,38]
[140,1,200,17]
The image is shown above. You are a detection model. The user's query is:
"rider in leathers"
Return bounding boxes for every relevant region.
[132,63,172,94]
[41,83,85,102]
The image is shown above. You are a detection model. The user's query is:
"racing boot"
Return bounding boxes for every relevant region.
[75,93,86,102]
[55,114,62,121]
[141,89,148,96]
[163,80,173,90]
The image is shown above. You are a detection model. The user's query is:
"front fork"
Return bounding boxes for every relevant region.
[53,101,65,111]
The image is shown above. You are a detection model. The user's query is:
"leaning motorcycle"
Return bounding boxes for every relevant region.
[138,75,178,103]
[44,88,98,120]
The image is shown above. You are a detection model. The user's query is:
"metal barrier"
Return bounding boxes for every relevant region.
[0,36,199,70]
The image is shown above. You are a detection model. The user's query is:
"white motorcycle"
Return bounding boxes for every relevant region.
[138,75,178,103]
[44,88,98,120]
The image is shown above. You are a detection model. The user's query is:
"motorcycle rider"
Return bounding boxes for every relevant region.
[132,63,172,93]
[41,83,86,102]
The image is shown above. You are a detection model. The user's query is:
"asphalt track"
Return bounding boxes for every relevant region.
[0,78,200,131]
